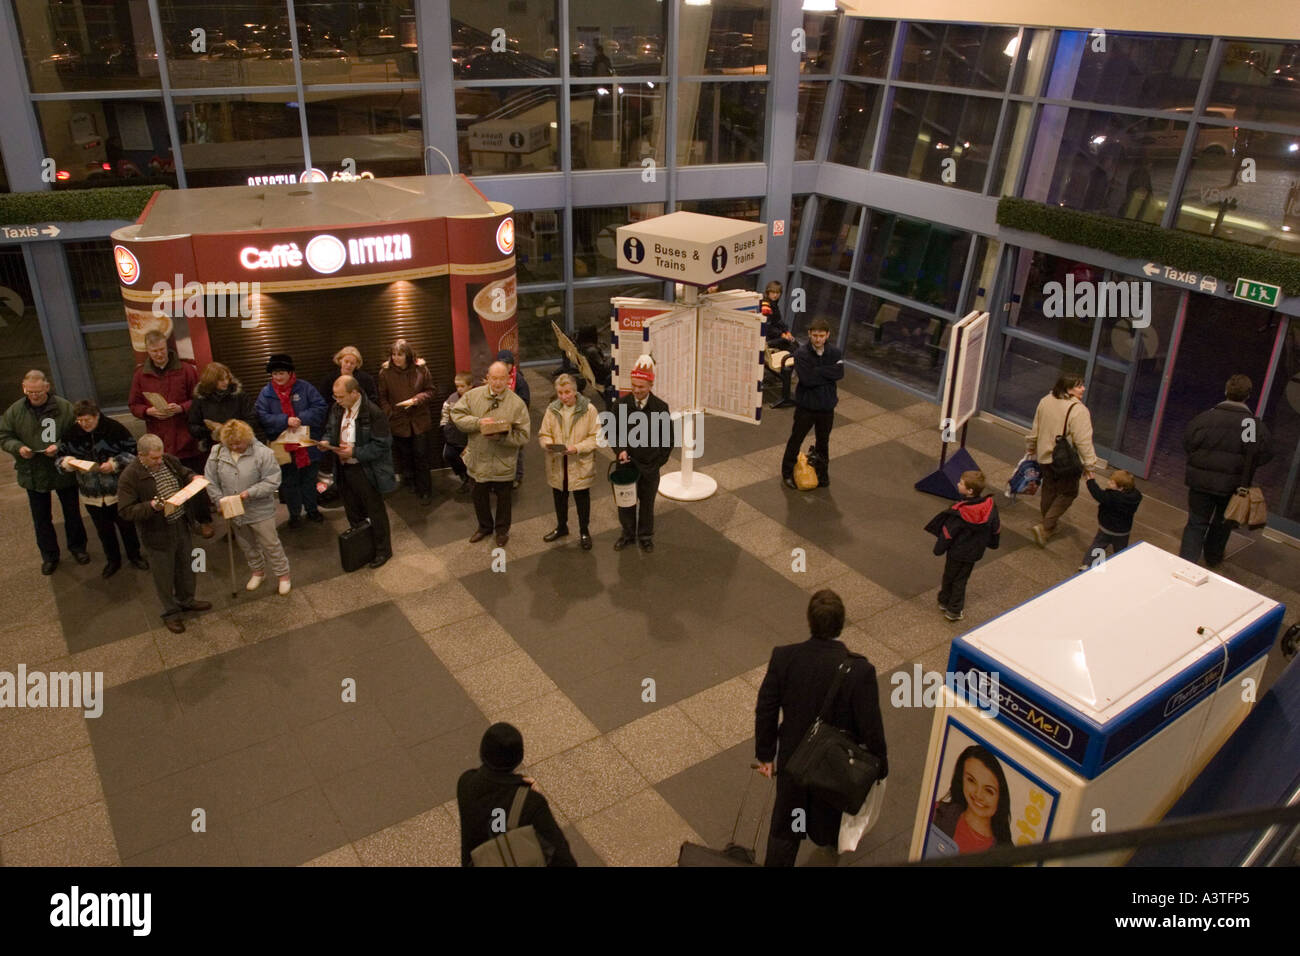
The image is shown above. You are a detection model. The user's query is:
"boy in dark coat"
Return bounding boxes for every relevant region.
[457,723,576,867]
[1079,469,1142,571]
[925,469,1001,622]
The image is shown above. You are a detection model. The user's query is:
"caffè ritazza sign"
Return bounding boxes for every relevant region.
[246,167,375,187]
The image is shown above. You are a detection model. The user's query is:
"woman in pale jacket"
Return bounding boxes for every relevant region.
[1025,374,1100,547]
[538,374,600,550]
[205,419,291,594]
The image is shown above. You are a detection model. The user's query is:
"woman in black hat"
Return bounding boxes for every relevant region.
[456,723,576,866]
[254,354,329,528]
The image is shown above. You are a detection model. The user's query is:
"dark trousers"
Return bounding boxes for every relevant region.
[337,463,392,559]
[553,488,591,534]
[939,557,976,613]
[1039,462,1080,534]
[87,502,141,564]
[618,466,660,541]
[473,479,513,534]
[1180,488,1233,566]
[179,455,212,523]
[146,519,197,619]
[393,432,432,496]
[764,774,839,867]
[443,442,468,479]
[281,460,320,517]
[781,408,834,480]
[27,485,88,562]
[1083,529,1130,569]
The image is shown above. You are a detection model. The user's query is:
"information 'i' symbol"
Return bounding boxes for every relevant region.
[623,236,644,264]
[711,245,727,273]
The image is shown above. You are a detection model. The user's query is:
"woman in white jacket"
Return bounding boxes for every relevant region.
[1025,374,1099,546]
[205,419,290,593]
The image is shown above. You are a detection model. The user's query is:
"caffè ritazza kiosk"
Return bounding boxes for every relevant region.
[110,175,518,427]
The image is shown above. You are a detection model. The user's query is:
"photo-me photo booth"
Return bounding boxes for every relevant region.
[110,175,517,445]
[911,542,1284,864]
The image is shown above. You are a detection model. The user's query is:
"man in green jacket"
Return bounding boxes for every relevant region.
[451,361,530,546]
[0,370,89,574]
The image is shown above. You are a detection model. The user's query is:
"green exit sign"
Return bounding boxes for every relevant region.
[1233,277,1282,308]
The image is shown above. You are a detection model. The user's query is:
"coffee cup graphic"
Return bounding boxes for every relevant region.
[125,306,174,352]
[471,276,518,366]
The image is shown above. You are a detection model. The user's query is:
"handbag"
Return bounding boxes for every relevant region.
[1050,402,1083,482]
[1005,456,1041,498]
[793,452,819,490]
[783,659,884,814]
[1223,425,1268,530]
[469,787,547,867]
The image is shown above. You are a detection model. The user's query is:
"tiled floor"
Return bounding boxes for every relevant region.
[1,368,1296,867]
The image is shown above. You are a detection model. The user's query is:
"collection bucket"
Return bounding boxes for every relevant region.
[609,460,640,507]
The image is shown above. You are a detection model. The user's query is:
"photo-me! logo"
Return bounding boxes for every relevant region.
[114,245,140,285]
[496,217,515,256]
[1042,273,1151,328]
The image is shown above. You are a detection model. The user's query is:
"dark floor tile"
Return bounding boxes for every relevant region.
[88,714,201,796]
[124,828,242,867]
[294,703,404,782]
[103,763,211,860]
[374,675,482,749]
[343,637,446,701]
[321,749,438,842]
[273,662,362,730]
[656,741,770,855]
[406,724,487,806]
[563,824,607,867]
[183,688,291,763]
[198,734,316,818]
[230,787,349,866]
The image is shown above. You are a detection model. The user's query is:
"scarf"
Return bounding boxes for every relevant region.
[272,374,309,468]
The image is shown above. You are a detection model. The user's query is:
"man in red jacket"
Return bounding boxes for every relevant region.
[128,331,213,536]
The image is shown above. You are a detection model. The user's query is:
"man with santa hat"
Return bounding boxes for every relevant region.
[612,355,672,553]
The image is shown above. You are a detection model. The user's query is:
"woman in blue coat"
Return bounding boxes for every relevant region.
[255,353,328,528]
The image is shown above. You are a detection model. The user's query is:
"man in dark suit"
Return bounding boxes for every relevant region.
[612,355,672,553]
[755,589,888,866]
[320,375,397,569]
[1179,373,1273,566]
[781,317,844,489]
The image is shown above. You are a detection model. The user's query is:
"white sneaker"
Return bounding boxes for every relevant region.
[245,572,265,591]
[278,577,291,595]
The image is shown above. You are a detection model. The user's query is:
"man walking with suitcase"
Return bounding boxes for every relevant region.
[755,590,888,865]
[322,375,396,569]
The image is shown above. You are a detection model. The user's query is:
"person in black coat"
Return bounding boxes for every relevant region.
[755,590,888,867]
[762,280,796,409]
[781,318,844,489]
[457,723,576,867]
[925,470,1001,621]
[612,355,672,553]
[1178,374,1273,566]
[57,400,147,578]
[187,363,264,452]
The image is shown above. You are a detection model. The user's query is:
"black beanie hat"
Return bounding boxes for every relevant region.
[266,353,295,374]
[480,722,524,771]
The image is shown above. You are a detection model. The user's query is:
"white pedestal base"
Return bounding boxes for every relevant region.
[658,470,717,501]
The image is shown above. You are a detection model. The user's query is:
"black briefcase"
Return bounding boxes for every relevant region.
[678,767,772,867]
[339,520,376,572]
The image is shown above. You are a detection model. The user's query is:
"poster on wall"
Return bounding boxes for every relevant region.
[465,274,518,378]
[922,718,1059,860]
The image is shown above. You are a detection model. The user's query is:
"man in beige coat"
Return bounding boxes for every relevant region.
[1025,374,1099,546]
[451,361,531,546]
[538,374,600,550]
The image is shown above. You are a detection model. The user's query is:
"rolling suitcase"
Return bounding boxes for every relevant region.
[339,520,376,572]
[678,767,773,867]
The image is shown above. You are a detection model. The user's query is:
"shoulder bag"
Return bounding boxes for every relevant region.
[1223,420,1268,530]
[1050,402,1084,482]
[469,786,547,867]
[783,658,884,814]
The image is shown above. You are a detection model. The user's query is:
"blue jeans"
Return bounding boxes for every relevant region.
[281,461,320,517]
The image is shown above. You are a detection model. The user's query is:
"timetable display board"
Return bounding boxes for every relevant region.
[938,310,989,433]
[699,306,763,424]
[642,308,698,417]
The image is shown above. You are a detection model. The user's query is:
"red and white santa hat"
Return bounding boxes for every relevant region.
[630,354,656,384]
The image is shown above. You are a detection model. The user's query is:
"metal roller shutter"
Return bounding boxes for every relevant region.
[207,276,455,455]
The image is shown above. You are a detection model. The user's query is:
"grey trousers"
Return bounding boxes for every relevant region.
[146,520,198,619]
[234,516,289,577]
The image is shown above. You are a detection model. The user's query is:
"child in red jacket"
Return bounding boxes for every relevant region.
[925,470,1001,622]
